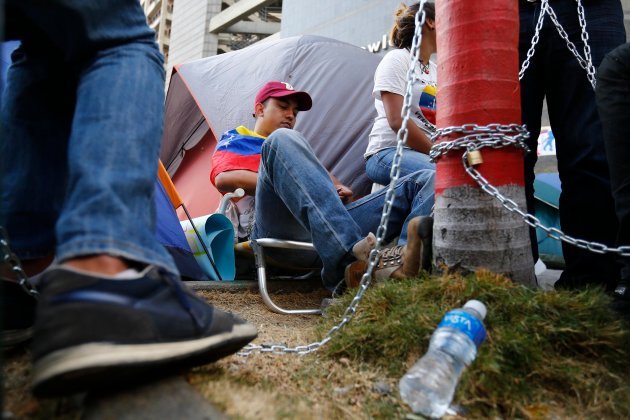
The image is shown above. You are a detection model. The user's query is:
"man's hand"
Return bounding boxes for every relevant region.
[335,184,353,204]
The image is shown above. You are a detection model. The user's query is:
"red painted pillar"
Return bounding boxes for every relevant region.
[434,0,535,285]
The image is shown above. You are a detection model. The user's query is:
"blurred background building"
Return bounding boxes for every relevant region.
[143,0,630,74]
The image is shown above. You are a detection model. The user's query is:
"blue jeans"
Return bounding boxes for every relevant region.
[251,129,435,290]
[366,147,435,185]
[0,0,177,274]
[519,0,625,289]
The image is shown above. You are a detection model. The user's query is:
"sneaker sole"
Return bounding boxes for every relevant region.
[32,323,257,397]
[1,327,33,349]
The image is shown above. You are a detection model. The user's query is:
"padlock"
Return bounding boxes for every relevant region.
[467,150,483,166]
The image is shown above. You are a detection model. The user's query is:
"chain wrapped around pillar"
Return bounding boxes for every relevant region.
[433,0,536,286]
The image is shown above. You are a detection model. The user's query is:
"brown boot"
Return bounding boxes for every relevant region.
[343,233,377,288]
[391,216,433,278]
[344,243,406,287]
[343,217,433,288]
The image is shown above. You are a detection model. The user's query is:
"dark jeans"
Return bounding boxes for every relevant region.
[519,0,626,289]
[596,42,630,282]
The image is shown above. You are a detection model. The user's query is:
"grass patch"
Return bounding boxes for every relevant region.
[316,270,630,418]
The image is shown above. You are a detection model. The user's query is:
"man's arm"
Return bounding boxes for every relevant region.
[214,170,258,196]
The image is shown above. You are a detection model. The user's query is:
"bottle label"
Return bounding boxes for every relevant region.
[438,310,486,347]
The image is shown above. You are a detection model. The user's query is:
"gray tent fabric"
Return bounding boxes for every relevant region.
[161,35,382,197]
[161,70,211,176]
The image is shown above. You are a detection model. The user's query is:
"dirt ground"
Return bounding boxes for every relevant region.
[3,284,401,419]
[189,287,404,419]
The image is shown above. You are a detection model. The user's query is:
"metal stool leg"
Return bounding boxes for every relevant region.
[250,239,322,315]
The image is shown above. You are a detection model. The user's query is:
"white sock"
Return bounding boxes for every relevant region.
[58,264,144,280]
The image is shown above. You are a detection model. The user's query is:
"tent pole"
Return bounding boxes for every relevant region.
[181,204,223,281]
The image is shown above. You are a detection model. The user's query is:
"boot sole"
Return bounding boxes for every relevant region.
[32,323,257,397]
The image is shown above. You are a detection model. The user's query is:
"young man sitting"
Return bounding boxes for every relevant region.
[211,81,435,291]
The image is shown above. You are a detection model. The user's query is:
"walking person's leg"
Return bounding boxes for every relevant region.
[2,0,257,396]
[596,42,630,317]
[545,0,625,290]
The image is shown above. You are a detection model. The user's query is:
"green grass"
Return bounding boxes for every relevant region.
[316,271,630,419]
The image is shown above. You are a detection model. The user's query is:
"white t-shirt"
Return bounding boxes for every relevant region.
[365,48,437,159]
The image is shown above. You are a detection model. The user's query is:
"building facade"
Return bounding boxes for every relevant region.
[143,0,281,80]
[145,0,630,77]
[281,0,630,52]
[140,0,174,63]
[281,0,403,54]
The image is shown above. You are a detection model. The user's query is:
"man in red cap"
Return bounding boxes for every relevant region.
[211,81,435,291]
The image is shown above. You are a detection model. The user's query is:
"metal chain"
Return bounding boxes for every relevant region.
[519,0,548,80]
[575,0,596,87]
[238,1,428,356]
[0,226,39,298]
[431,125,630,257]
[519,0,596,89]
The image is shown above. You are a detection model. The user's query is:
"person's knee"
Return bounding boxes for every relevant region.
[408,169,435,188]
[263,128,309,157]
[599,43,630,82]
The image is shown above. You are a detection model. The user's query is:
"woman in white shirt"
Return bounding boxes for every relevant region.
[365,1,436,185]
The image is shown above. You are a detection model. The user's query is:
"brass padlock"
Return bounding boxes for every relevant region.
[467,150,483,166]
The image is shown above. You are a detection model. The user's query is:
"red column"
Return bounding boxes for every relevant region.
[434,0,535,285]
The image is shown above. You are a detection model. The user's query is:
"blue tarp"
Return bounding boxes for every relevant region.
[155,181,208,281]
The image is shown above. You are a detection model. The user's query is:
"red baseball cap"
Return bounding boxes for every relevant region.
[254,81,313,111]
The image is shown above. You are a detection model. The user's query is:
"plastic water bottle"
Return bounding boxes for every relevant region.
[399,300,487,418]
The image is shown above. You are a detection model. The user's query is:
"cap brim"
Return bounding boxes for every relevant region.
[269,90,313,111]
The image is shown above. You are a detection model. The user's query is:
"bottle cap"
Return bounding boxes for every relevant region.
[464,300,487,320]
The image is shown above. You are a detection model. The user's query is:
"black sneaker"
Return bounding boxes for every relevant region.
[1,277,37,349]
[31,266,257,397]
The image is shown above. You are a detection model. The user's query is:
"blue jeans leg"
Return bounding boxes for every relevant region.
[365,147,435,185]
[1,46,71,259]
[1,0,177,274]
[346,170,435,245]
[252,129,435,289]
[519,0,625,289]
[253,129,363,289]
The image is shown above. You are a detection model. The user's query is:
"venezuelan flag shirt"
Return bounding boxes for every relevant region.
[365,48,437,159]
[210,126,265,239]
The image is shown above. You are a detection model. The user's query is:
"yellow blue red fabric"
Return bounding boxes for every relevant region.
[419,84,436,125]
[210,126,266,186]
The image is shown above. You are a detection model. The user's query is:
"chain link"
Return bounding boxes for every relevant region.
[238,1,429,356]
[431,125,630,258]
[0,226,39,298]
[519,0,596,89]
[519,0,548,80]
